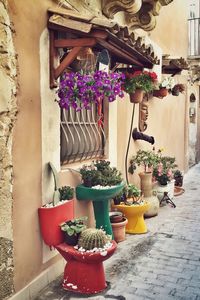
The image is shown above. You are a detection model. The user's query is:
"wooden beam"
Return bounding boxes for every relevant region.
[54,38,97,48]
[49,15,92,33]
[54,46,83,79]
[49,30,57,89]
[97,38,144,67]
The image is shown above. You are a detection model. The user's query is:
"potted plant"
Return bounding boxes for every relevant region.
[76,160,124,236]
[171,83,185,96]
[60,217,87,246]
[38,162,74,247]
[153,76,175,98]
[128,149,160,217]
[123,70,158,103]
[173,169,184,187]
[57,70,125,111]
[153,155,177,200]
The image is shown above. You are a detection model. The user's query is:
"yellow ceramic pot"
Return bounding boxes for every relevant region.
[112,202,150,234]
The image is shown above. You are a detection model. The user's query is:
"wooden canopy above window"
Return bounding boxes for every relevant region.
[162,56,189,76]
[48,7,159,88]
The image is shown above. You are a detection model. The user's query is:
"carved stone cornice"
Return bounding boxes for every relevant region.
[102,0,173,32]
[102,0,142,19]
[127,0,173,31]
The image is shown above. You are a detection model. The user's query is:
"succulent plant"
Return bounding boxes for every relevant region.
[78,228,111,250]
[58,186,74,201]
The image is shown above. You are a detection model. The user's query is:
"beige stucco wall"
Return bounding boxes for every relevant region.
[116,0,190,183]
[5,0,192,298]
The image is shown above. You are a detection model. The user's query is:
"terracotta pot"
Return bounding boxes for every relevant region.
[111,217,128,243]
[153,88,168,98]
[129,89,144,103]
[38,200,74,246]
[109,211,123,223]
[139,172,159,218]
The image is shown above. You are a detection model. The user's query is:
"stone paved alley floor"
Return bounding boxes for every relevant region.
[35,164,200,300]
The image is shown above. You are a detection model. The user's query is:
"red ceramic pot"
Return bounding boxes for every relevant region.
[38,200,74,246]
[129,89,144,103]
[153,88,168,98]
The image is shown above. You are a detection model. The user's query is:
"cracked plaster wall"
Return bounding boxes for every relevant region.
[0,0,18,299]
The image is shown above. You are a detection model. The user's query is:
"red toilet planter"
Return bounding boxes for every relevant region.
[56,241,117,294]
[38,198,117,295]
[38,200,74,246]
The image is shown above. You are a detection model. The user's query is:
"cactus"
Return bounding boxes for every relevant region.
[78,228,111,250]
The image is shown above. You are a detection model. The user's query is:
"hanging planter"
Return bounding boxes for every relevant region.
[153,76,175,99]
[153,88,168,98]
[129,89,144,103]
[57,71,125,111]
[123,70,158,104]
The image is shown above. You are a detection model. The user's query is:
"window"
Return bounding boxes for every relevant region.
[60,48,109,165]
[188,0,200,56]
[60,103,107,164]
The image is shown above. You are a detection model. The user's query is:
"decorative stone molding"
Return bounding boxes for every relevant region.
[102,0,142,19]
[102,0,173,31]
[127,0,173,31]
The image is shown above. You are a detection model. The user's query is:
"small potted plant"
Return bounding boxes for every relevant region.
[125,184,141,204]
[153,155,177,200]
[171,83,185,96]
[153,76,175,98]
[60,217,87,246]
[76,160,124,236]
[128,149,160,217]
[173,169,184,187]
[38,162,75,247]
[123,70,158,103]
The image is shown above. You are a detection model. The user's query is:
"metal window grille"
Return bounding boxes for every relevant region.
[188,0,200,56]
[60,104,107,165]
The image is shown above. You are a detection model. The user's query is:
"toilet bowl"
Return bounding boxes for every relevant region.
[56,241,117,294]
[112,203,150,234]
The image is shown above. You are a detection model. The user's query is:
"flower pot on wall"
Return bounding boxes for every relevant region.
[38,200,74,246]
[139,172,159,217]
[130,89,144,103]
[153,88,168,98]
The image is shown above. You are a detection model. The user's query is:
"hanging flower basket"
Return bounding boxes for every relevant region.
[153,88,168,98]
[57,71,125,111]
[129,89,144,103]
[123,70,158,104]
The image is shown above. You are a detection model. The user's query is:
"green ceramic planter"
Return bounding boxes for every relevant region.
[76,182,125,237]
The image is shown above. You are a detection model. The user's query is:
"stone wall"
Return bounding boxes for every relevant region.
[0,0,17,298]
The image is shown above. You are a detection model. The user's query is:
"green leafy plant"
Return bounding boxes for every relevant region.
[123,71,158,94]
[126,184,140,198]
[174,169,183,178]
[60,217,87,236]
[79,160,123,187]
[59,186,74,201]
[129,149,159,174]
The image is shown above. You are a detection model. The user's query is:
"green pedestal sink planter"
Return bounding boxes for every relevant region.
[76,182,125,237]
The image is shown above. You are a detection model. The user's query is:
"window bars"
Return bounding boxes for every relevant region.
[188,0,200,56]
[60,103,106,164]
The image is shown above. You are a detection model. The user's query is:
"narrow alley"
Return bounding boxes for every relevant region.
[35,164,200,300]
